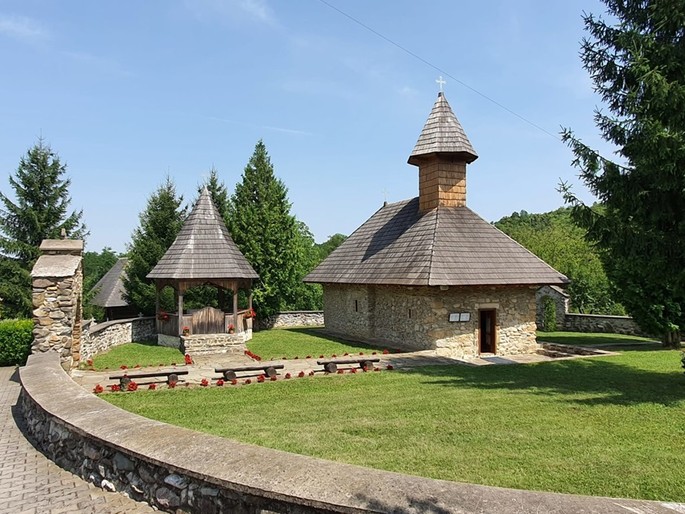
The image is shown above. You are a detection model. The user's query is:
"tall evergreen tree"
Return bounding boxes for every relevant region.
[227,140,316,317]
[0,140,86,318]
[562,0,685,347]
[124,177,185,315]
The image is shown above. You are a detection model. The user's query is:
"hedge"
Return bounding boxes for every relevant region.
[0,319,33,366]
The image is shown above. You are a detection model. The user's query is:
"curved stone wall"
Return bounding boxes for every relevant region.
[19,352,672,514]
[80,317,156,360]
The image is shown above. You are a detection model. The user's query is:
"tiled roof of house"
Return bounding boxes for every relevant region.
[91,258,128,308]
[408,92,478,165]
[147,187,258,280]
[304,198,568,287]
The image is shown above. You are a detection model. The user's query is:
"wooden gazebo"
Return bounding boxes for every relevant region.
[147,187,258,342]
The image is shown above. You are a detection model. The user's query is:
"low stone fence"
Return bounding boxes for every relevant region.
[563,313,646,337]
[80,317,156,360]
[259,311,324,330]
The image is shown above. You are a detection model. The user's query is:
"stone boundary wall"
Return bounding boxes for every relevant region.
[563,313,647,336]
[80,317,156,360]
[260,311,324,330]
[19,352,673,514]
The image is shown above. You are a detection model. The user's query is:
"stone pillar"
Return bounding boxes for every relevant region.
[30,239,84,371]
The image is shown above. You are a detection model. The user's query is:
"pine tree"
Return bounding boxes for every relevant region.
[227,141,316,317]
[123,177,186,315]
[0,140,86,318]
[562,0,685,347]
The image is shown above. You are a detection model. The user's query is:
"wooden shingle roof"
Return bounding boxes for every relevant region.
[304,198,568,287]
[91,258,129,308]
[408,92,478,165]
[147,188,258,280]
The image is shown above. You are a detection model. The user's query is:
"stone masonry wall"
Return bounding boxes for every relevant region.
[535,286,568,330]
[31,266,82,369]
[260,311,324,329]
[80,317,156,360]
[324,284,537,358]
[564,313,646,336]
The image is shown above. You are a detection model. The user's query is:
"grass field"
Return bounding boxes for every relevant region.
[537,331,660,347]
[104,334,685,501]
[91,340,184,370]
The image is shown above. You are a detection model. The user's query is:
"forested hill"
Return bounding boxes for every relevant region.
[494,207,624,315]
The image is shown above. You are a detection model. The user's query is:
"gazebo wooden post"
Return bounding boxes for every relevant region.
[177,285,184,337]
[155,283,160,333]
[232,282,238,333]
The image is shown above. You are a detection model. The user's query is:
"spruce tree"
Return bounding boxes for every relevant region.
[123,177,186,315]
[227,141,316,317]
[0,140,86,318]
[562,0,685,347]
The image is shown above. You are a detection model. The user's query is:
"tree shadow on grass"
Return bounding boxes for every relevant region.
[402,353,685,407]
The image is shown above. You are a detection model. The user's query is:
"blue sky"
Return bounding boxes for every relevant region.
[0,0,612,253]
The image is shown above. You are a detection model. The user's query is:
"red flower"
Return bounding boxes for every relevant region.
[148,384,157,390]
[184,354,193,365]
[306,355,312,359]
[343,353,348,356]
[285,373,291,379]
[350,368,357,374]
[216,379,224,386]
[386,365,394,370]
[93,384,104,394]
[86,359,94,367]
[382,349,389,355]
[168,382,176,389]
[374,367,381,372]
[359,352,364,356]
[134,364,141,369]
[120,365,128,370]
[298,371,305,378]
[127,381,138,392]
[331,354,337,358]
[337,369,344,374]
[230,379,238,385]
[257,375,265,383]
[200,378,209,387]
[110,384,121,392]
[319,355,324,359]
[244,378,252,385]
[270,376,277,381]
[309,371,315,376]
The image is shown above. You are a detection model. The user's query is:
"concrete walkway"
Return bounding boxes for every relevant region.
[0,366,154,514]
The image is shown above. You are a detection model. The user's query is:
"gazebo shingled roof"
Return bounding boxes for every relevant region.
[147,187,257,281]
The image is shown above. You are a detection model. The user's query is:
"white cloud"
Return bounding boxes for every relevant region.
[184,0,276,25]
[0,14,48,41]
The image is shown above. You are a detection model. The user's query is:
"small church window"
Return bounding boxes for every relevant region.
[408,308,412,319]
[354,300,359,312]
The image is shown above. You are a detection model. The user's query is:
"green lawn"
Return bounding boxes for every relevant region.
[246,327,388,359]
[104,338,685,501]
[91,341,184,371]
[537,331,660,348]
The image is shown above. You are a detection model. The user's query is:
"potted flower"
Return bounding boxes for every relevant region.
[157,311,170,321]
[227,323,235,334]
[182,326,190,336]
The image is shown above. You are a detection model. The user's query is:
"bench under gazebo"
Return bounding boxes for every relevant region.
[147,187,259,355]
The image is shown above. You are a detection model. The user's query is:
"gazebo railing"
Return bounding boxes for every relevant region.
[156,308,253,337]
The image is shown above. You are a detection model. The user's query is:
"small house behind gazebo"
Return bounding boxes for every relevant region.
[147,187,258,354]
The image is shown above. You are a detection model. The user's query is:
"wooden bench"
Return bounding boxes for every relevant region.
[109,370,189,387]
[316,357,380,374]
[214,363,285,381]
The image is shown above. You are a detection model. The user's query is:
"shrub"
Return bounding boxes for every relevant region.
[0,319,33,366]
[542,296,557,332]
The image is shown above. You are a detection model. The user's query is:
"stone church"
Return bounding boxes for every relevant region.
[305,92,568,358]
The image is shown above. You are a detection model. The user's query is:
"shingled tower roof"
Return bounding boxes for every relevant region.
[408,92,478,166]
[305,92,567,288]
[147,187,258,280]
